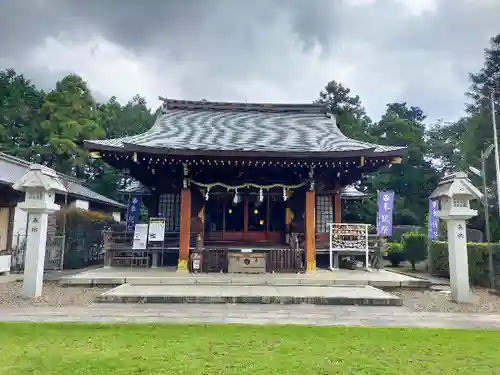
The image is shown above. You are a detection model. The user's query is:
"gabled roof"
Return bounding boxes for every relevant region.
[118,180,150,195]
[0,152,126,209]
[85,99,406,158]
[341,185,366,199]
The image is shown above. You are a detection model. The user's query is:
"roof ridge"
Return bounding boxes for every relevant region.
[159,97,328,114]
[0,152,125,208]
[0,152,31,168]
[0,152,84,183]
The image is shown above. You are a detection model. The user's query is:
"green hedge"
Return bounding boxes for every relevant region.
[56,208,123,269]
[429,241,500,287]
[386,242,405,267]
[401,232,427,271]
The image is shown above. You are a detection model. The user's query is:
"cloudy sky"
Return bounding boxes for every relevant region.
[0,0,498,122]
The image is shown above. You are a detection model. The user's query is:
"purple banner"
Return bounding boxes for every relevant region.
[126,196,142,232]
[429,199,439,241]
[377,191,395,236]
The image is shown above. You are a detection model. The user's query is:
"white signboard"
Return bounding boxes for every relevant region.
[148,218,166,242]
[132,224,149,250]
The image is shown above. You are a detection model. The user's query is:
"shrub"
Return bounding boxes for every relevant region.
[386,242,405,267]
[55,208,122,269]
[429,241,500,288]
[401,232,427,271]
[391,225,424,243]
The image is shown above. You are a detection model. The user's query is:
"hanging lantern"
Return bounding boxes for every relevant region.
[259,188,264,203]
[205,186,210,201]
[233,188,239,205]
[283,187,287,201]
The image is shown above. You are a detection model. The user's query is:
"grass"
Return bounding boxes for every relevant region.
[0,323,498,374]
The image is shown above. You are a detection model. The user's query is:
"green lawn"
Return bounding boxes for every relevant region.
[0,323,498,375]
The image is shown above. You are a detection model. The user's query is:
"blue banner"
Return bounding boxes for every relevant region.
[377,191,395,236]
[126,196,141,232]
[429,199,439,240]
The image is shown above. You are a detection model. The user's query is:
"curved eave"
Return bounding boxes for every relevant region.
[85,140,407,160]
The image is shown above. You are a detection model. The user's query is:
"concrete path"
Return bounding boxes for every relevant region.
[0,304,499,329]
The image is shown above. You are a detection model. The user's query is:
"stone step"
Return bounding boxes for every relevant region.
[96,284,403,306]
[61,270,430,289]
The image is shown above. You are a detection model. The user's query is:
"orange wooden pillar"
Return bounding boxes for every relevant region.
[243,198,249,233]
[305,191,316,272]
[178,189,191,272]
[334,184,342,223]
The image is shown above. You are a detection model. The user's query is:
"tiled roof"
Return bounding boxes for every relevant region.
[341,186,366,199]
[0,152,125,209]
[118,180,150,195]
[85,99,406,156]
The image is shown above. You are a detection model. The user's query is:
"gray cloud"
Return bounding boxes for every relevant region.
[1,0,499,122]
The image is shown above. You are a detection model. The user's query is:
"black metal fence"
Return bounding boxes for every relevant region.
[10,233,65,271]
[9,231,105,272]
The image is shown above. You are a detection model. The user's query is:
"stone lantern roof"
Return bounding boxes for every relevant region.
[429,172,483,201]
[12,164,67,193]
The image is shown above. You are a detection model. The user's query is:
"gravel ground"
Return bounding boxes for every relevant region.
[1,280,500,313]
[393,288,500,313]
[0,281,107,308]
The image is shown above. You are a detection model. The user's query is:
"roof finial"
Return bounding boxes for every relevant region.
[330,113,337,127]
[159,96,168,114]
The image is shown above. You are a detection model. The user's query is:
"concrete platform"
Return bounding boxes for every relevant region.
[61,267,430,288]
[96,284,403,306]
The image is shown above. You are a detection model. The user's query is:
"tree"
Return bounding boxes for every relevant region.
[458,35,500,188]
[36,74,104,177]
[426,119,466,173]
[0,69,44,160]
[367,103,440,225]
[86,95,155,199]
[98,95,154,139]
[401,232,427,271]
[316,80,374,142]
[0,69,158,200]
[467,34,500,114]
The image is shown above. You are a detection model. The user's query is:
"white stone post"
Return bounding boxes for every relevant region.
[430,172,483,304]
[446,220,470,303]
[23,213,49,297]
[12,164,67,299]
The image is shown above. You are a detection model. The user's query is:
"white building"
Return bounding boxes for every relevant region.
[0,152,125,253]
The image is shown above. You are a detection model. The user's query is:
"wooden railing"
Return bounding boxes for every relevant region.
[100,228,381,270]
[102,230,196,267]
[103,230,196,251]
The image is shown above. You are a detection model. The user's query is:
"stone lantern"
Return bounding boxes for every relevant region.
[13,164,67,298]
[429,172,483,303]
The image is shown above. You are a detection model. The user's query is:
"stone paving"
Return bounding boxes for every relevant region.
[0,304,499,329]
[97,284,402,306]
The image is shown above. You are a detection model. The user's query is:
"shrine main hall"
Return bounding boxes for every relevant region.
[84,98,405,273]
